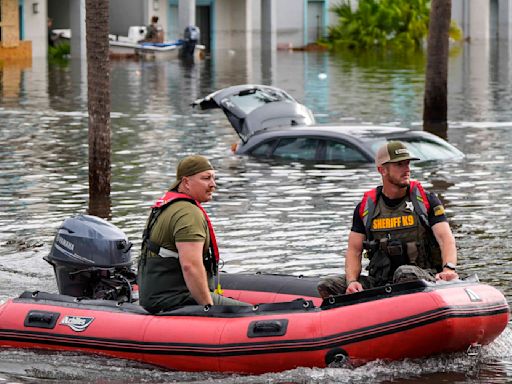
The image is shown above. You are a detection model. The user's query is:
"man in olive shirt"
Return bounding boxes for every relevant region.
[138,155,249,312]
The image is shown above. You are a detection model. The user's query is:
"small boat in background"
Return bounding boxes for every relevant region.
[51,26,204,60]
[109,26,204,60]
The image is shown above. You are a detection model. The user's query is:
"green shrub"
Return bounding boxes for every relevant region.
[48,42,71,60]
[326,0,461,50]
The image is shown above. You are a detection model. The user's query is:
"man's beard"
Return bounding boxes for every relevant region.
[388,174,410,189]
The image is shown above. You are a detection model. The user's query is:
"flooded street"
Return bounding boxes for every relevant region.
[0,41,511,382]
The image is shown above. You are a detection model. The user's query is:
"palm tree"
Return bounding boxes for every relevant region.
[86,0,112,218]
[423,0,451,139]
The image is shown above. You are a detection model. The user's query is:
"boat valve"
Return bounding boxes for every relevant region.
[325,347,349,367]
[466,343,482,357]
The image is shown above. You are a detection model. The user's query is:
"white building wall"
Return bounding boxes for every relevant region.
[452,0,490,41]
[214,0,252,50]
[275,0,304,48]
[69,0,86,59]
[23,0,48,58]
[108,0,146,36]
[470,0,490,41]
[178,0,194,37]
[498,0,512,40]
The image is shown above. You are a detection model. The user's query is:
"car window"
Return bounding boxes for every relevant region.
[227,89,294,115]
[272,137,319,160]
[399,139,461,160]
[323,140,368,162]
[368,138,462,161]
[250,139,278,157]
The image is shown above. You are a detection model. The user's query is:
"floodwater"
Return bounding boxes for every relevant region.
[0,41,511,383]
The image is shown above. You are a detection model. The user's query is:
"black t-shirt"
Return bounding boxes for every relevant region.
[351,188,448,234]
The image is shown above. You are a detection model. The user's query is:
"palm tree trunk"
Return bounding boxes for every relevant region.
[86,0,111,218]
[423,0,451,139]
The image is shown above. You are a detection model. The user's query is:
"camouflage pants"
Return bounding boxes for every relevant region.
[317,265,436,298]
[211,292,251,306]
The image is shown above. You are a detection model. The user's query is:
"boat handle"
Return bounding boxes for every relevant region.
[24,310,60,329]
[247,319,288,338]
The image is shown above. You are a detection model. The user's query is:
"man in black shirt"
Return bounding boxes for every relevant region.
[318,141,458,297]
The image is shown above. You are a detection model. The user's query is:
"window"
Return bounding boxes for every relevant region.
[250,139,277,157]
[323,140,367,162]
[226,89,294,115]
[272,137,319,160]
[403,140,461,161]
[368,138,463,162]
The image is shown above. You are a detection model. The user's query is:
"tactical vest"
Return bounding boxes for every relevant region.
[139,191,219,276]
[359,181,442,285]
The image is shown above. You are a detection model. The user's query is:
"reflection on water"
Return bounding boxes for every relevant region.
[0,42,511,383]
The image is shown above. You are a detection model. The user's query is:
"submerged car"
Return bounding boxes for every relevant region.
[193,85,464,164]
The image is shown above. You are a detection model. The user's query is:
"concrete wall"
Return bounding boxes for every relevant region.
[498,0,512,40]
[214,0,252,50]
[470,0,490,41]
[23,0,48,58]
[109,0,146,36]
[452,0,490,41]
[275,0,304,48]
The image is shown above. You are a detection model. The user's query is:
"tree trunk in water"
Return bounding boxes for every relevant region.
[86,0,111,218]
[423,0,451,139]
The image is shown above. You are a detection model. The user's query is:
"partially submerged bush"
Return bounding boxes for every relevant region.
[48,42,71,61]
[326,0,461,51]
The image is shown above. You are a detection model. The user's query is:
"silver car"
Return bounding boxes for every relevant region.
[193,85,464,164]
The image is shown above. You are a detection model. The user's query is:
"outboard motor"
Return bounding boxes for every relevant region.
[181,25,200,59]
[44,214,136,302]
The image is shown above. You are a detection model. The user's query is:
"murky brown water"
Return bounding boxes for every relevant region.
[0,42,511,383]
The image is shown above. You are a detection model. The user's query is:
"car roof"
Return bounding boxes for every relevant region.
[255,124,410,136]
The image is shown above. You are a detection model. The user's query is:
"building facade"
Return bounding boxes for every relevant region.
[2,0,512,60]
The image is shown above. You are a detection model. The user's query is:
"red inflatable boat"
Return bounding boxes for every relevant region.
[0,215,508,374]
[0,273,509,374]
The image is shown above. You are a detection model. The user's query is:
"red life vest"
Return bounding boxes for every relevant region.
[357,181,442,283]
[151,191,220,263]
[359,180,430,233]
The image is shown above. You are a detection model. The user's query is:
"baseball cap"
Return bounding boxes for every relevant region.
[169,155,214,191]
[375,141,420,167]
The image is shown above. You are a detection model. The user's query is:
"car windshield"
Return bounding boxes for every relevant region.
[226,89,294,115]
[369,138,462,161]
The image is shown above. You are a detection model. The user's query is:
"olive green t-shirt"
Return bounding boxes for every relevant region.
[149,200,210,255]
[138,200,213,312]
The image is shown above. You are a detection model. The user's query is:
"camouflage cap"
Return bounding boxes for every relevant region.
[375,141,420,167]
[169,155,214,190]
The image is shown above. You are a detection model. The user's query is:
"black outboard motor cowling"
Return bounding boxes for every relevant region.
[180,25,200,59]
[45,214,136,302]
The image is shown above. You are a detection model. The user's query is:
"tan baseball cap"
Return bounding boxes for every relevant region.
[169,155,214,191]
[375,141,419,167]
